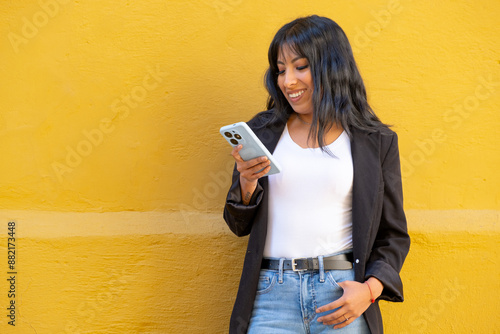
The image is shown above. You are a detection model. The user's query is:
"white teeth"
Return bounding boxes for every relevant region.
[289,90,305,98]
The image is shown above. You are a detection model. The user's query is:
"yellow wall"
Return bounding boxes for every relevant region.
[0,0,498,333]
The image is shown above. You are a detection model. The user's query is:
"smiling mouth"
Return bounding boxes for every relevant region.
[288,90,305,98]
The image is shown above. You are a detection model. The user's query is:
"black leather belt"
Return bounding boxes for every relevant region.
[261,253,353,271]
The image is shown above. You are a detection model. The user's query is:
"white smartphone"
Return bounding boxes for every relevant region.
[220,122,281,175]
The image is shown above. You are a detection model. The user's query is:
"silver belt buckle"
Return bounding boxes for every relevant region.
[291,258,308,271]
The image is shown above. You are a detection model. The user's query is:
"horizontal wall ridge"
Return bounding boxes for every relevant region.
[0,209,497,238]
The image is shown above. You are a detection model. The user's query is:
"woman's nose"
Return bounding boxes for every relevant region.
[284,71,297,87]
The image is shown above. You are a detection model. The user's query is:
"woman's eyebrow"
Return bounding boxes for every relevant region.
[277,56,306,65]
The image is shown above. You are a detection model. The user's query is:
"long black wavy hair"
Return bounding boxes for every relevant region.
[264,15,390,148]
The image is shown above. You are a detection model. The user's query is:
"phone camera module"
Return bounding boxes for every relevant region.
[234,134,242,140]
[224,132,232,138]
[230,139,238,145]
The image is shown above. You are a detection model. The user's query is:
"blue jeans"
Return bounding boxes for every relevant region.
[247,261,370,333]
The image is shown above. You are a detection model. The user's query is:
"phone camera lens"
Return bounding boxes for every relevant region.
[230,139,238,145]
[234,134,242,140]
[224,132,232,138]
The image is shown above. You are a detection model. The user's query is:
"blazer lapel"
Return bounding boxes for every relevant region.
[350,129,382,263]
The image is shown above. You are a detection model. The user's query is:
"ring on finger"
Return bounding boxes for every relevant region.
[343,315,349,321]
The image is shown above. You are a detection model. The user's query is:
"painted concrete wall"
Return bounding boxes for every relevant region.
[0,0,498,333]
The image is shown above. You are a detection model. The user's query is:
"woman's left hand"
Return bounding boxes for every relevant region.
[315,278,382,329]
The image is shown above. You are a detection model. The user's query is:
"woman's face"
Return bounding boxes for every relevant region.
[277,46,314,116]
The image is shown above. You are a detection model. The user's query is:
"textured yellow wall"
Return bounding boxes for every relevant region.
[0,0,498,333]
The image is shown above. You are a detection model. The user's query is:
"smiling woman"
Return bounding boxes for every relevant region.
[223,15,410,334]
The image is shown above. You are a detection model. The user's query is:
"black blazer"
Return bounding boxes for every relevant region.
[223,111,410,334]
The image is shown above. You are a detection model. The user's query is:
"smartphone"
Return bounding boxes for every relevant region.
[220,122,281,175]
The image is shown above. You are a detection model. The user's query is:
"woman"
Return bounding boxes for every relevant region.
[223,15,410,334]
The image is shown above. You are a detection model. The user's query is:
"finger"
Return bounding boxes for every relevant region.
[231,145,269,167]
[317,308,347,325]
[249,159,270,174]
[318,299,353,323]
[231,145,244,162]
[238,156,269,175]
[332,316,354,330]
[319,309,354,326]
[252,164,271,179]
[321,313,349,326]
[316,295,348,324]
[316,298,343,314]
[333,315,357,329]
[240,163,271,182]
[246,155,268,166]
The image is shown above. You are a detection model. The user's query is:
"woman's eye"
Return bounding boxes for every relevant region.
[297,65,309,70]
[277,69,285,75]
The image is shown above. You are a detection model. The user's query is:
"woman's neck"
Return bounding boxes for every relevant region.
[287,113,343,148]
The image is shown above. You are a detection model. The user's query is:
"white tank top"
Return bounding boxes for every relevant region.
[263,124,354,258]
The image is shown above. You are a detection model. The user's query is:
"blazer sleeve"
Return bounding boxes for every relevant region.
[365,132,411,302]
[223,165,265,237]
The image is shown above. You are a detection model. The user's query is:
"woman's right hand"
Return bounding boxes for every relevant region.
[231,144,271,205]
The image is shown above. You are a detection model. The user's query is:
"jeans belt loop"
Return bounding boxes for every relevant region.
[318,255,325,283]
[278,258,285,284]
